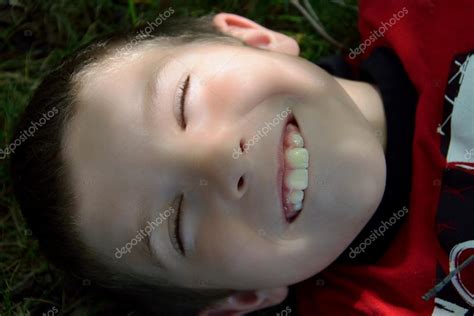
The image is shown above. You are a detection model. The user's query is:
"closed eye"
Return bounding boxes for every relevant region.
[171,193,185,256]
[175,75,190,129]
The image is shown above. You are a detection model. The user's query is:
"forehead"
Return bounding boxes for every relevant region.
[62,44,174,265]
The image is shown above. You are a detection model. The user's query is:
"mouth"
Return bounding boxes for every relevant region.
[278,113,309,223]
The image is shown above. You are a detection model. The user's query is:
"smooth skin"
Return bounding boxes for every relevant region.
[62,13,387,315]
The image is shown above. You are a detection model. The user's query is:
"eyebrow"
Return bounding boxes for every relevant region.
[144,63,165,122]
[139,55,182,269]
[142,228,166,270]
[137,63,167,269]
[138,204,167,269]
[145,54,175,123]
[140,193,182,270]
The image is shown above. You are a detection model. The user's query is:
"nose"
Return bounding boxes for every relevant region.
[183,129,249,200]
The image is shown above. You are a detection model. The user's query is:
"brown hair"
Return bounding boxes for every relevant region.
[9,15,242,315]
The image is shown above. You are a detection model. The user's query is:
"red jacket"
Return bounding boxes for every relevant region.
[295,0,474,315]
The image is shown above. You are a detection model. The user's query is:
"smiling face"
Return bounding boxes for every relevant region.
[64,39,385,289]
[62,14,386,305]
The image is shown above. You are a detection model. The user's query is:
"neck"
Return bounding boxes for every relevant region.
[335,77,387,152]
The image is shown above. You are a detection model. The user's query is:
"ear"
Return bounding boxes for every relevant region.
[198,287,288,316]
[213,13,300,56]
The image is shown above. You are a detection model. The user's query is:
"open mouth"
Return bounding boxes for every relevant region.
[278,114,309,223]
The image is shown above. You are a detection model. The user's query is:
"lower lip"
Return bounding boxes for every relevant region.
[279,115,305,224]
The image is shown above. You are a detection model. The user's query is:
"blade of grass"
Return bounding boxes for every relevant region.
[127,0,137,27]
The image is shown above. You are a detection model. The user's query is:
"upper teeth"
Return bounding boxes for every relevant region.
[283,125,309,212]
[286,169,308,190]
[286,148,309,168]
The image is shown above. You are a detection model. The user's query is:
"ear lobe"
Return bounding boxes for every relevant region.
[213,13,300,56]
[198,287,288,316]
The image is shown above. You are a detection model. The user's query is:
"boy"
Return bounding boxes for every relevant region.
[9,1,474,315]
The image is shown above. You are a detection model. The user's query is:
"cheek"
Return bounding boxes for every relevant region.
[199,66,256,114]
[195,215,314,285]
[196,216,277,275]
[194,57,287,115]
[196,216,261,266]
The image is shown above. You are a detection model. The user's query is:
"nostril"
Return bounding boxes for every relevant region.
[237,175,245,191]
[239,139,245,153]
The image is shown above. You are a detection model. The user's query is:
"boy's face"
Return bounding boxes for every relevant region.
[64,35,385,290]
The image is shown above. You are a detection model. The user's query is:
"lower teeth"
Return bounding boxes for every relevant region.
[293,202,302,211]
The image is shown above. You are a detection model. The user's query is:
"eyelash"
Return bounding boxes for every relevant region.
[171,194,185,255]
[176,75,190,129]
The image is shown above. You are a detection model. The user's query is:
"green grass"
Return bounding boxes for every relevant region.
[0,0,358,314]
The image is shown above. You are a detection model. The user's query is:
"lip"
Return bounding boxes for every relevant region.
[277,113,304,224]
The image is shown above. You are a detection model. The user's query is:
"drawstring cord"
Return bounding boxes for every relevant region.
[290,0,345,49]
[422,254,474,301]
